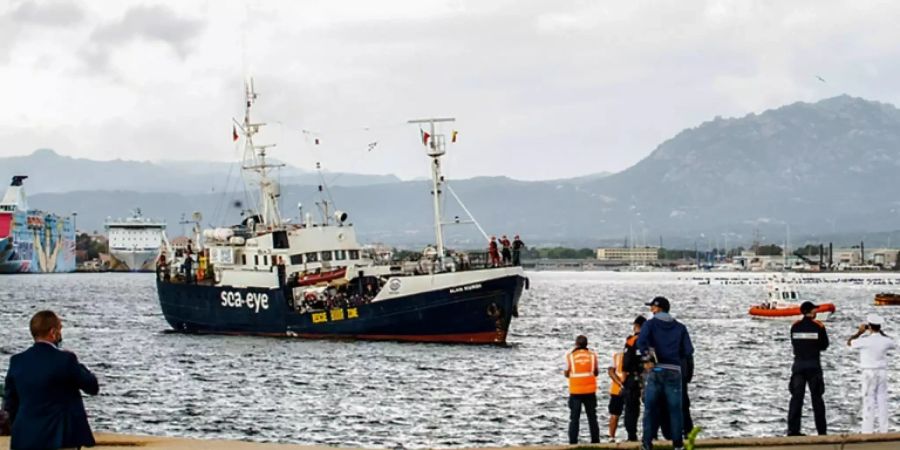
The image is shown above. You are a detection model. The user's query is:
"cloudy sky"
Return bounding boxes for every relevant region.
[2,0,899,180]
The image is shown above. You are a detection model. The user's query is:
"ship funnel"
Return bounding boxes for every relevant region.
[334,211,348,224]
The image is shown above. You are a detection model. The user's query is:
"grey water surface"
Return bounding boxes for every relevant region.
[1,271,899,447]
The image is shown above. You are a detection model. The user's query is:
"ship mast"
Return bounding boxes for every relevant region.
[408,117,455,265]
[240,78,285,229]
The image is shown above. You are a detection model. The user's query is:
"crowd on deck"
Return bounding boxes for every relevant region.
[295,282,378,313]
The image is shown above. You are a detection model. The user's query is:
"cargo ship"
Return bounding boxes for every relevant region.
[0,176,76,273]
[156,80,527,344]
[105,209,166,272]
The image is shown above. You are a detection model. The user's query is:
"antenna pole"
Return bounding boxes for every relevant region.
[240,78,285,229]
[408,117,455,266]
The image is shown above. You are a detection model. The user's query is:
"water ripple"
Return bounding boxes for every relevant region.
[1,272,899,446]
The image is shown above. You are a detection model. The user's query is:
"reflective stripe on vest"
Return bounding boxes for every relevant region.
[609,351,625,395]
[567,349,597,394]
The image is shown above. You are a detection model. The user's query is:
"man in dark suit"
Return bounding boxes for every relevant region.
[3,310,99,449]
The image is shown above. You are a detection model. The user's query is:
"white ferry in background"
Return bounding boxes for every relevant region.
[105,209,166,272]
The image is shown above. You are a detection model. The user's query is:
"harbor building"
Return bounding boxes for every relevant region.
[871,248,900,268]
[595,247,659,262]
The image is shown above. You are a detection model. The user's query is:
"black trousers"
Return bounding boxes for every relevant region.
[568,393,600,444]
[788,365,827,436]
[622,374,642,441]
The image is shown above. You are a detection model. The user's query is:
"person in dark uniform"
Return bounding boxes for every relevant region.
[512,235,526,266]
[621,315,647,442]
[787,301,829,436]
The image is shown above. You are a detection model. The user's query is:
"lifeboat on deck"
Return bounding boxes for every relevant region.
[297,267,347,286]
[749,283,835,320]
[875,293,900,306]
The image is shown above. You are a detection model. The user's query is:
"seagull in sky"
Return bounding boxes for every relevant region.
[816,75,826,83]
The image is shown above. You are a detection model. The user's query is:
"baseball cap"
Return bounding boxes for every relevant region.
[867,313,884,326]
[799,301,817,314]
[645,296,670,311]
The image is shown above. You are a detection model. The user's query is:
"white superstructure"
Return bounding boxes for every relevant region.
[105,208,167,272]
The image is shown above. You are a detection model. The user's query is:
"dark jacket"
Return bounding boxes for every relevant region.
[790,316,829,366]
[621,334,642,375]
[3,342,99,449]
[637,312,694,370]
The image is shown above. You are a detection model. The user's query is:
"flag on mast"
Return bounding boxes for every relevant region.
[422,131,431,146]
[232,125,239,142]
[451,130,458,143]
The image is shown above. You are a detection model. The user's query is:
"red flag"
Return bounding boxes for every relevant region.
[232,125,239,142]
[422,132,430,146]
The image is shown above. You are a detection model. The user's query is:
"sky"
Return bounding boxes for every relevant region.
[2,0,900,181]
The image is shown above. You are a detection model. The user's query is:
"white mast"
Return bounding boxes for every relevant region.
[239,78,285,229]
[408,117,455,264]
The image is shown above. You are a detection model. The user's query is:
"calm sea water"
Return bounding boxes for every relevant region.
[1,271,899,447]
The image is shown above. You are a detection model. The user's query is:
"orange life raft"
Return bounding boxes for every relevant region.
[748,303,836,319]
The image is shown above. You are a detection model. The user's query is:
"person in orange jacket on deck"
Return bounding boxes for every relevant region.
[565,335,600,444]
[488,236,500,267]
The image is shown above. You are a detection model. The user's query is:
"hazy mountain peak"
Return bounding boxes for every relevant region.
[30,148,61,158]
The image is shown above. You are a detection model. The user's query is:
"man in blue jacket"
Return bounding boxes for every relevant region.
[637,296,694,450]
[3,310,99,449]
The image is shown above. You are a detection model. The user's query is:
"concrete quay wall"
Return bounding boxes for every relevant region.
[3,432,900,450]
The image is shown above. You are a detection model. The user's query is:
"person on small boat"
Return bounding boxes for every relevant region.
[565,335,600,444]
[788,301,829,436]
[847,314,896,433]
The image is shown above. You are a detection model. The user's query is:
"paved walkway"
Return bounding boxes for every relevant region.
[2,432,900,449]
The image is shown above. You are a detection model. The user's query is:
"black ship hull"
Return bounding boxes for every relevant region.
[156,271,526,344]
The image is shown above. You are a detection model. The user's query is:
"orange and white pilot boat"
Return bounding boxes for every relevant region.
[749,284,835,320]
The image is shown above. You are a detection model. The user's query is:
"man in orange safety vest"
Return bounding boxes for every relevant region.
[565,335,600,444]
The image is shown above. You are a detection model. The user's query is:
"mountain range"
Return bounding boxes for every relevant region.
[7,95,900,248]
[0,149,400,194]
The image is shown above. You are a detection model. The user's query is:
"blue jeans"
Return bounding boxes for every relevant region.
[643,368,683,449]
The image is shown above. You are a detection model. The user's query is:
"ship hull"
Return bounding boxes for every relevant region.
[109,249,159,272]
[157,270,525,344]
